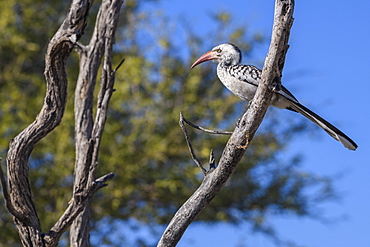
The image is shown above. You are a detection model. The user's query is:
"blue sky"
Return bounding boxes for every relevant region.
[143,1,370,246]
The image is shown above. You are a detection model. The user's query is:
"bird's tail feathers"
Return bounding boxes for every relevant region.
[289,102,357,150]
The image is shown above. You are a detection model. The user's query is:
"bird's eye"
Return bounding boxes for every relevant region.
[216,48,222,53]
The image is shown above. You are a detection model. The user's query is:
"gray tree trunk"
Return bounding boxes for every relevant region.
[0,0,123,246]
[70,0,124,246]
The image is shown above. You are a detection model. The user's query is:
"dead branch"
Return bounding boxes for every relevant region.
[179,113,207,174]
[70,0,124,245]
[44,173,115,246]
[5,1,94,246]
[179,113,221,174]
[3,0,123,246]
[181,114,233,135]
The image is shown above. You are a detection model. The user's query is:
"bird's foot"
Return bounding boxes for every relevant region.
[236,117,247,128]
[236,118,241,127]
[269,78,281,92]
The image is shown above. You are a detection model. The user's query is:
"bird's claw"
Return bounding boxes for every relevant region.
[269,80,281,92]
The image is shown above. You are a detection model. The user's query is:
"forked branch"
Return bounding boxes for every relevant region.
[70,0,124,245]
[2,0,123,246]
[179,113,222,174]
[179,113,207,174]
[5,1,94,246]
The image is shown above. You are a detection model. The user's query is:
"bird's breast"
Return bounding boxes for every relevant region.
[216,65,258,101]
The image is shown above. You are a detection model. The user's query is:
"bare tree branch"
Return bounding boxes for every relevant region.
[179,113,218,174]
[43,173,115,246]
[208,150,216,170]
[114,57,126,72]
[70,0,124,246]
[157,1,295,246]
[90,0,123,182]
[2,0,124,246]
[179,113,207,174]
[71,0,111,244]
[181,113,233,135]
[5,1,94,246]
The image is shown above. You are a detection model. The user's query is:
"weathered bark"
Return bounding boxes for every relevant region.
[157,0,295,246]
[5,1,94,245]
[70,0,124,246]
[1,0,123,246]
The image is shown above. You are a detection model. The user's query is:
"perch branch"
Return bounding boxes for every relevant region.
[157,1,295,246]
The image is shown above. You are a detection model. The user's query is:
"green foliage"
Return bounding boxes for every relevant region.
[0,1,336,246]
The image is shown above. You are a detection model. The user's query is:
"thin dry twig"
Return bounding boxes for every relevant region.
[179,113,207,174]
[179,113,218,173]
[114,57,126,72]
[209,150,216,170]
[181,115,233,135]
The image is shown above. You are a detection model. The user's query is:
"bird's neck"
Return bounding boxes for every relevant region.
[219,59,234,68]
[218,56,240,68]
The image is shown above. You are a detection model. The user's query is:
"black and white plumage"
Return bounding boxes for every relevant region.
[191,43,357,150]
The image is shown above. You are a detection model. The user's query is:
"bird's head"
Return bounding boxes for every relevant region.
[190,43,242,69]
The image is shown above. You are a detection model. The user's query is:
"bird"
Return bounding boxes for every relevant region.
[190,43,357,150]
